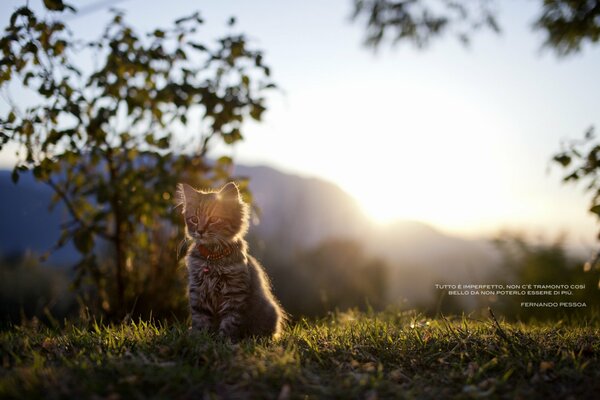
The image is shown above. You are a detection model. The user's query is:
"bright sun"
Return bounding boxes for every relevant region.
[301,80,518,236]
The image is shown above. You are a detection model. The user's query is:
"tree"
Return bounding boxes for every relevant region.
[0,3,274,318]
[491,234,598,318]
[352,0,500,49]
[352,0,600,55]
[553,129,600,281]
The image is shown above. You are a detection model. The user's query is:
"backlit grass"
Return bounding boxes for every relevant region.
[1,309,598,399]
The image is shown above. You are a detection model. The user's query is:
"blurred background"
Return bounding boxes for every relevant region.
[1,0,599,326]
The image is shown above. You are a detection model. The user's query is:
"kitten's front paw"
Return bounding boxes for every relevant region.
[218,328,240,342]
[191,311,214,332]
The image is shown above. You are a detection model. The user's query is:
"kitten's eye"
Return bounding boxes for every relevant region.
[188,216,199,224]
[208,216,221,224]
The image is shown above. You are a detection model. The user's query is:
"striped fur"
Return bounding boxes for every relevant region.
[179,182,285,340]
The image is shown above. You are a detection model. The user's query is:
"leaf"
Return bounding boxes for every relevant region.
[96,184,109,203]
[157,137,170,149]
[23,72,36,86]
[175,12,202,25]
[53,40,66,55]
[553,154,571,167]
[585,126,595,140]
[43,0,66,11]
[43,130,60,150]
[590,205,600,216]
[32,165,43,179]
[10,7,33,26]
[250,104,265,121]
[11,168,19,183]
[217,156,233,166]
[222,129,243,144]
[190,42,207,51]
[73,230,94,254]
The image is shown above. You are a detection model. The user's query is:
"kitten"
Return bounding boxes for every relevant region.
[177,181,285,340]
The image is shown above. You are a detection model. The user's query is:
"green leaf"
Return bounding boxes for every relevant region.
[11,168,19,183]
[10,7,33,26]
[96,184,109,203]
[45,129,62,146]
[553,154,571,167]
[43,0,66,11]
[222,129,243,144]
[217,156,233,166]
[157,137,170,149]
[590,205,600,216]
[190,42,207,51]
[32,165,43,179]
[73,230,94,254]
[250,104,265,121]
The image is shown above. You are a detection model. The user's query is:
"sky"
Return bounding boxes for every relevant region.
[1,0,600,246]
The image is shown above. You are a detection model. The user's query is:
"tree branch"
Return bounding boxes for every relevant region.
[45,177,113,241]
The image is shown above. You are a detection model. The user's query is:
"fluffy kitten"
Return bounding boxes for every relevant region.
[177,182,284,340]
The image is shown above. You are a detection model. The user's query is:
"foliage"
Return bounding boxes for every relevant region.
[553,128,600,221]
[352,0,500,49]
[0,309,599,399]
[553,130,600,278]
[0,4,274,318]
[352,0,600,55]
[0,253,77,328]
[491,234,599,319]
[534,0,600,56]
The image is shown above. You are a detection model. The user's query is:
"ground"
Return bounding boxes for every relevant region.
[0,309,599,399]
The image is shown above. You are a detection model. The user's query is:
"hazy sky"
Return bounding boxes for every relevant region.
[1,0,600,246]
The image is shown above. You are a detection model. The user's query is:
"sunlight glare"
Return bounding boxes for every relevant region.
[292,79,517,235]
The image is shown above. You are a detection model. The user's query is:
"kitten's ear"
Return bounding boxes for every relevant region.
[176,183,196,210]
[220,182,241,200]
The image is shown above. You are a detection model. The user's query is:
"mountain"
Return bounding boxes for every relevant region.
[0,171,76,264]
[368,220,501,304]
[235,165,370,250]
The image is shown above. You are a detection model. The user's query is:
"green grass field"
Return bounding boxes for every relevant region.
[1,309,598,399]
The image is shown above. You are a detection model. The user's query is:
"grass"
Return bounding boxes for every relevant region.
[0,309,599,399]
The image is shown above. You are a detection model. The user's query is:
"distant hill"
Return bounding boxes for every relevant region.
[234,165,370,249]
[0,171,76,264]
[0,165,501,304]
